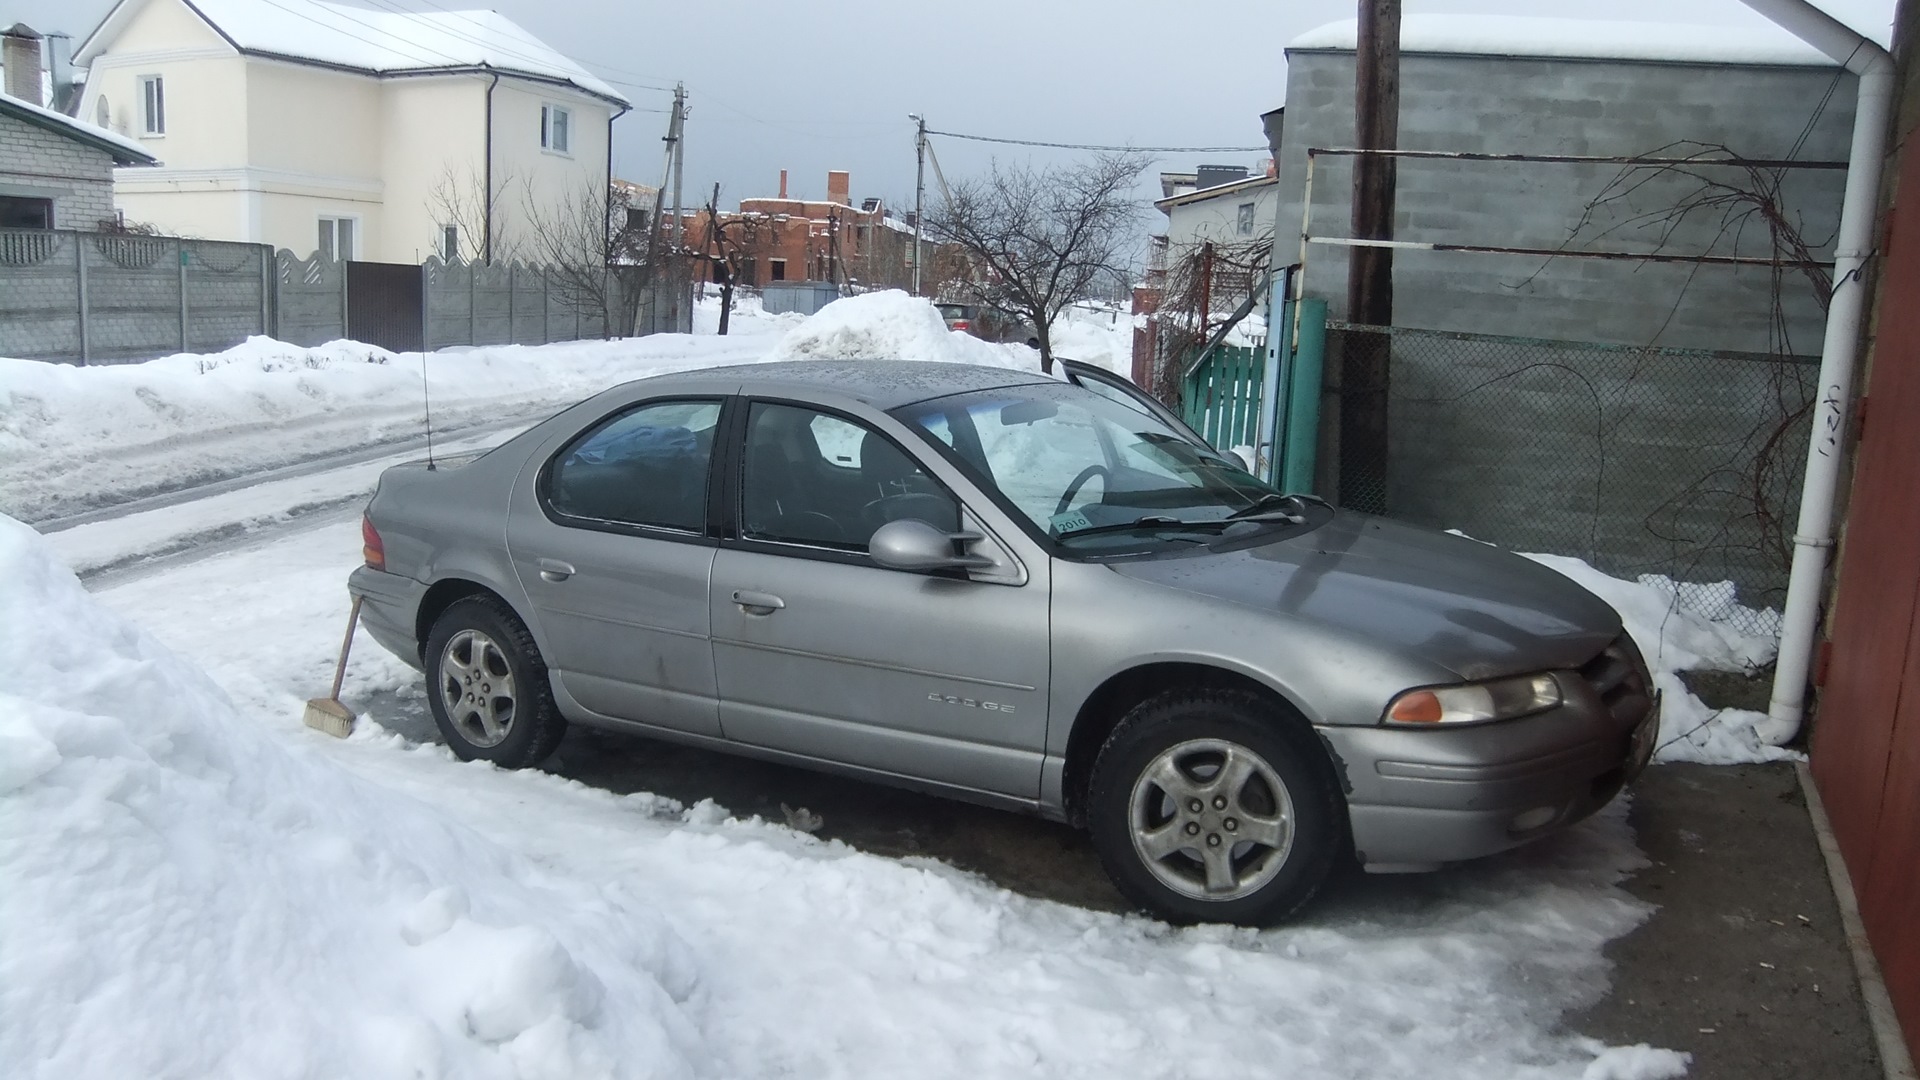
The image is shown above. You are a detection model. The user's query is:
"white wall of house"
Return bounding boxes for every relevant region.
[76,0,614,263]
[1160,178,1280,251]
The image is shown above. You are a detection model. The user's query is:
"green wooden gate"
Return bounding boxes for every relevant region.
[1180,344,1264,451]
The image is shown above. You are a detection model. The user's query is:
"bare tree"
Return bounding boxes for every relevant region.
[1151,234,1272,402]
[519,178,654,337]
[929,151,1148,371]
[698,183,770,335]
[426,163,513,263]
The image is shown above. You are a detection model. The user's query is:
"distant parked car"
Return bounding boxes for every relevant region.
[351,360,1657,926]
[937,302,1040,348]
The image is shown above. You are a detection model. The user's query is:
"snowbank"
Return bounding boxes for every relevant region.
[1522,552,1795,767]
[769,289,1040,370]
[0,327,774,524]
[0,516,703,1079]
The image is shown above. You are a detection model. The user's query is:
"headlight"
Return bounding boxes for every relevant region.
[1384,673,1562,725]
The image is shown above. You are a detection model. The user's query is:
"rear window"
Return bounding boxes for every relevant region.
[547,399,721,531]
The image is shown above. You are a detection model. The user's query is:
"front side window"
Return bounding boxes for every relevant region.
[740,401,958,551]
[548,399,721,531]
[541,104,572,153]
[317,217,355,261]
[893,382,1281,552]
[140,75,165,135]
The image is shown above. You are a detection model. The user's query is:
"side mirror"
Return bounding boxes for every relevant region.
[869,518,993,572]
[1229,447,1256,472]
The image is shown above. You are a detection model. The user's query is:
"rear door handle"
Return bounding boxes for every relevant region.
[538,558,576,582]
[731,589,785,614]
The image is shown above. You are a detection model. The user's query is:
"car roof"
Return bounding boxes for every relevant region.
[630,359,1058,410]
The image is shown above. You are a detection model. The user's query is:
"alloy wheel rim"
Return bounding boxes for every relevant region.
[1128,737,1295,902]
[438,628,517,748]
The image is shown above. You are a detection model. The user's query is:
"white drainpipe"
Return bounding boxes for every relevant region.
[1737,0,1895,743]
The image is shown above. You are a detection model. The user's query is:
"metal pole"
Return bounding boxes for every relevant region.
[74,232,89,365]
[177,239,189,352]
[911,112,926,295]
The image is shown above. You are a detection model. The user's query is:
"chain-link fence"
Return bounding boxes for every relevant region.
[1324,322,1815,637]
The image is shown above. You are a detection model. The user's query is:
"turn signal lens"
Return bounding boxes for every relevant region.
[1385,674,1561,726]
[361,512,385,570]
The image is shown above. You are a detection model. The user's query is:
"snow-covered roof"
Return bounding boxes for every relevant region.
[0,91,157,164]
[1286,14,1878,67]
[76,0,627,106]
[1154,174,1277,212]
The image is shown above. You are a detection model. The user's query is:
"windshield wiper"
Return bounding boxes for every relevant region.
[1225,492,1321,521]
[1056,515,1237,540]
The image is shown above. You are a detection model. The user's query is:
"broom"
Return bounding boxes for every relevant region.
[303,596,362,738]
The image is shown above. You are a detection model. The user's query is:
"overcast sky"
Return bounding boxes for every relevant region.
[7,0,1897,213]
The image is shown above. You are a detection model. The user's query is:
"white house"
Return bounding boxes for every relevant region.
[1155,171,1280,252]
[72,0,630,263]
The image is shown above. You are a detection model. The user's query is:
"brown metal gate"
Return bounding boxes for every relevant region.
[345,261,424,353]
[1812,134,1920,1066]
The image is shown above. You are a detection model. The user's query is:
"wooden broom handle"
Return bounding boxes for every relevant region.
[329,596,363,701]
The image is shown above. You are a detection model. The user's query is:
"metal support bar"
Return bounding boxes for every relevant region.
[1306,234,1835,268]
[1306,146,1849,169]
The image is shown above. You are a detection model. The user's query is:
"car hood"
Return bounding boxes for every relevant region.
[1108,512,1621,680]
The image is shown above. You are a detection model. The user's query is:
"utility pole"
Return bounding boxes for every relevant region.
[1339,0,1400,512]
[669,82,686,253]
[910,112,926,295]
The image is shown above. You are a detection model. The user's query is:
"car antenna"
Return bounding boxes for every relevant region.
[421,349,437,471]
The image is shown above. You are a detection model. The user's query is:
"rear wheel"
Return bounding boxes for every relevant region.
[424,597,565,768]
[1087,688,1344,925]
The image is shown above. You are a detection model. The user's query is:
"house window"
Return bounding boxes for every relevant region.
[1237,203,1255,237]
[318,216,356,261]
[441,224,460,262]
[96,95,110,128]
[541,104,572,154]
[140,75,165,135]
[768,258,787,282]
[0,196,54,230]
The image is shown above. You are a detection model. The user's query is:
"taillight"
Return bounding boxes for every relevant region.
[951,320,970,331]
[362,513,385,570]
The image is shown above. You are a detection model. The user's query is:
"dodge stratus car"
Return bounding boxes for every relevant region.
[350,359,1657,925]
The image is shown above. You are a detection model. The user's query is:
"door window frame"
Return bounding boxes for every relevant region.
[718,395,972,569]
[535,394,731,545]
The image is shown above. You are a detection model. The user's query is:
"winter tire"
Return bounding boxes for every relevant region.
[424,596,566,768]
[1087,688,1345,926]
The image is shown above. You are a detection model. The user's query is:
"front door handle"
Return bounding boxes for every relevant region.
[538,558,576,582]
[731,589,786,615]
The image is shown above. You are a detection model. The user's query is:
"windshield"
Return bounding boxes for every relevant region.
[892,381,1288,551]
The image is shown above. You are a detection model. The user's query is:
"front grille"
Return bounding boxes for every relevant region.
[1580,634,1653,722]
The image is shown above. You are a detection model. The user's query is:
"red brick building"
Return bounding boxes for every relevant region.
[679,169,964,293]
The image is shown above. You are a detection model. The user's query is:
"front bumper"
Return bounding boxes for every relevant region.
[1320,650,1658,870]
[347,564,429,671]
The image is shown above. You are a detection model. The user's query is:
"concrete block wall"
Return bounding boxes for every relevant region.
[0,114,117,230]
[1274,51,1853,354]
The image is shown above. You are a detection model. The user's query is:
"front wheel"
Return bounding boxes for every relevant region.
[423,596,566,768]
[1087,688,1345,925]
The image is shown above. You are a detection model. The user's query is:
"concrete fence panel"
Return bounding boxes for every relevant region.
[273,252,346,347]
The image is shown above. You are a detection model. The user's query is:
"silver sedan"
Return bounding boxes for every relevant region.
[349,359,1656,925]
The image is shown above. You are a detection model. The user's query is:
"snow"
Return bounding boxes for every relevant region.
[769,289,1043,370]
[0,514,1696,1079]
[1289,15,1856,66]
[1520,553,1796,767]
[0,93,156,164]
[85,0,626,105]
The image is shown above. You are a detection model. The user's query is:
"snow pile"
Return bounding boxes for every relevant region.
[1523,552,1794,766]
[1050,300,1137,375]
[0,329,774,523]
[770,290,1040,370]
[0,516,703,1079]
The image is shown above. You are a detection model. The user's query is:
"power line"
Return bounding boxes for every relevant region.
[925,128,1266,154]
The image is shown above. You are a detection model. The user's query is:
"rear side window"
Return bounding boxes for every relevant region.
[548,399,721,531]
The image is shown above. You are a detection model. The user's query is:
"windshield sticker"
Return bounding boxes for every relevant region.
[1050,510,1093,535]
